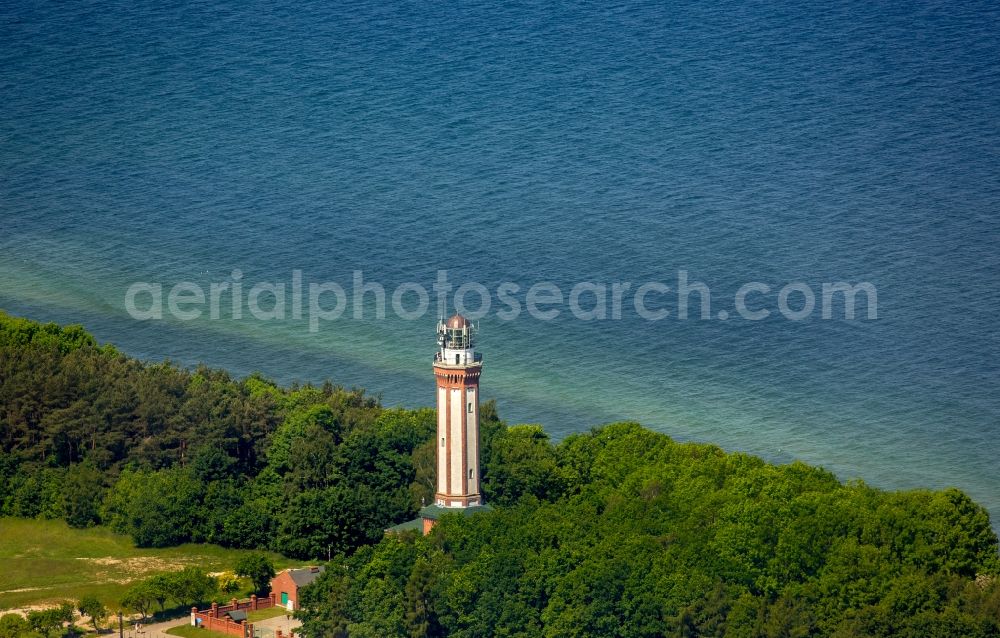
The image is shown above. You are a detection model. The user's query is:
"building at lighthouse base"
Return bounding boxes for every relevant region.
[385,503,493,536]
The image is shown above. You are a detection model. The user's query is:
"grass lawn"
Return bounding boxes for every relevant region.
[165,625,234,638]
[0,517,295,611]
[248,606,289,622]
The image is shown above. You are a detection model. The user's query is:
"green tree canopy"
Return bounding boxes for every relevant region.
[298,423,1000,638]
[235,553,276,595]
[78,595,107,632]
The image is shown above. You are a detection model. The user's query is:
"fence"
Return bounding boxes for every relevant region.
[189,593,278,638]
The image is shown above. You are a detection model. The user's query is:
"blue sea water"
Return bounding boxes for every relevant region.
[1,1,999,524]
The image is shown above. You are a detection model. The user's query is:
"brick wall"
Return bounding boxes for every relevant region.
[188,594,277,637]
[190,606,251,637]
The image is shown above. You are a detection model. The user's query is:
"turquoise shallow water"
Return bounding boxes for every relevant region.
[1,1,999,525]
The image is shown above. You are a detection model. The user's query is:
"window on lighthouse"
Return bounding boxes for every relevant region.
[467,402,473,413]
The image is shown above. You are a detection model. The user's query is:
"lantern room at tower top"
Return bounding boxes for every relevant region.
[435,313,483,367]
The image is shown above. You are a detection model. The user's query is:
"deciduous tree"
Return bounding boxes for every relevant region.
[235,553,276,595]
[78,595,107,632]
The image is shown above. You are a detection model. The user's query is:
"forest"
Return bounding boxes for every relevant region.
[2,310,999,636]
[0,309,439,558]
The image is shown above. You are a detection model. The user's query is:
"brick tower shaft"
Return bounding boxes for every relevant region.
[432,314,483,508]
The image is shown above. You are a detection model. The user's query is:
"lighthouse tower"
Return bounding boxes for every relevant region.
[384,314,490,535]
[432,314,483,508]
